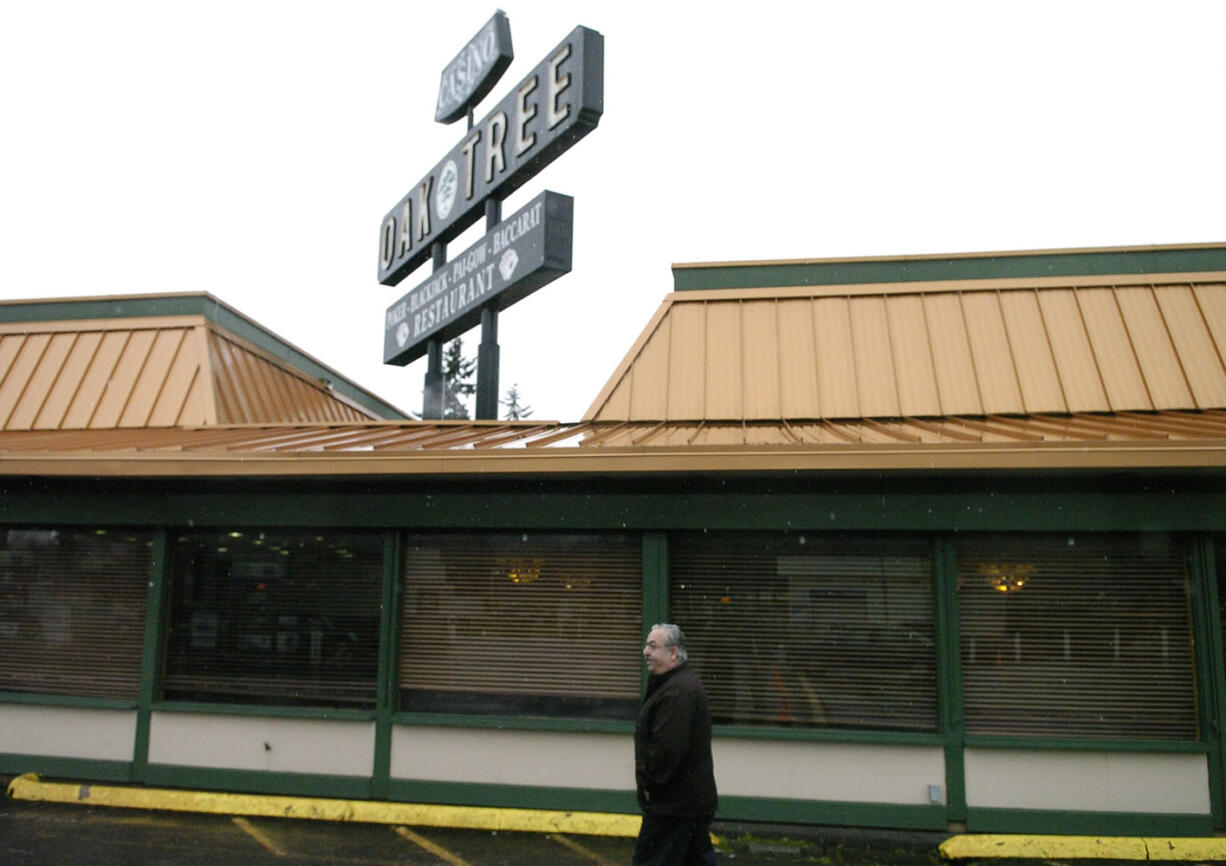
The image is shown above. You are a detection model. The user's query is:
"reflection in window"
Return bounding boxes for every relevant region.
[398,533,642,720]
[671,533,938,731]
[164,530,382,708]
[0,528,151,700]
[959,534,1196,740]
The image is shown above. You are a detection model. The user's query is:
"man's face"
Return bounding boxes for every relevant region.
[643,628,680,675]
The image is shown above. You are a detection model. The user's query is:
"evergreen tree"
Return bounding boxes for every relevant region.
[442,338,475,420]
[501,383,533,420]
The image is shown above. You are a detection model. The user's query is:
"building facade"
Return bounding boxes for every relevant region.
[3,246,1226,835]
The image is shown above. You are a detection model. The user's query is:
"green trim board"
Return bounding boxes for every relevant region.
[933,536,967,822]
[7,483,1226,533]
[0,293,409,420]
[1189,537,1226,827]
[965,806,1213,836]
[963,736,1207,753]
[389,778,638,815]
[152,702,375,722]
[0,692,136,710]
[144,764,373,800]
[133,529,169,782]
[672,244,1226,291]
[716,795,948,831]
[0,754,133,782]
[371,531,402,800]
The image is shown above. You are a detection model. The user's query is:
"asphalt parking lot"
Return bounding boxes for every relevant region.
[5,795,947,866]
[3,797,634,866]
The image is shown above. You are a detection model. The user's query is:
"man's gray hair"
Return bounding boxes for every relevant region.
[652,623,688,662]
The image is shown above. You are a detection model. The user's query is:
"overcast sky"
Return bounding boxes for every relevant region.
[2,1,1223,421]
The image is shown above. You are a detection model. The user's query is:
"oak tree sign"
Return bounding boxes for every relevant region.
[377,25,603,287]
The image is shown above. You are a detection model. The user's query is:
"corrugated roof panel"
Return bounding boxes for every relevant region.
[628,312,670,421]
[148,328,202,426]
[667,301,706,420]
[10,332,70,429]
[850,296,899,417]
[1116,286,1194,410]
[961,292,1024,415]
[923,293,982,415]
[0,334,48,427]
[120,329,183,427]
[742,300,780,420]
[1193,284,1226,357]
[1036,289,1110,412]
[60,331,128,428]
[886,294,941,416]
[999,290,1066,413]
[35,332,99,429]
[813,296,858,418]
[93,330,155,427]
[1078,287,1152,410]
[705,302,743,420]
[1158,286,1226,408]
[777,298,820,418]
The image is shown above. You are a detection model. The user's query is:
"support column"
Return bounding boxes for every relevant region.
[476,199,501,420]
[421,242,447,419]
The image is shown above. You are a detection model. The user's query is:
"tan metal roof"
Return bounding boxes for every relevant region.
[2,411,1225,476]
[0,315,379,430]
[584,272,1226,423]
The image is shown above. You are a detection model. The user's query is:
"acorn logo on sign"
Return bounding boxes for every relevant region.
[499,249,519,281]
[435,161,459,219]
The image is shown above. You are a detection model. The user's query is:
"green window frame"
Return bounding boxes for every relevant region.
[669,532,939,732]
[162,529,384,709]
[0,527,151,700]
[398,532,643,720]
[958,532,1198,741]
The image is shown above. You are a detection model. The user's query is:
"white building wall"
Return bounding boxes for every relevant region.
[149,712,374,776]
[964,748,1211,814]
[715,739,946,804]
[0,704,135,761]
[391,726,631,790]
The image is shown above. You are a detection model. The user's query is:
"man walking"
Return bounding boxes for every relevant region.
[633,623,718,866]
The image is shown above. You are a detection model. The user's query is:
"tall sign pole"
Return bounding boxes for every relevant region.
[377,13,603,420]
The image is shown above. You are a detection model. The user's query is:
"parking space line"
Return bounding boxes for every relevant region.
[395,826,473,866]
[549,832,621,866]
[232,816,287,857]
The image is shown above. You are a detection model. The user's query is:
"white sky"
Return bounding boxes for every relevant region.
[2,1,1224,421]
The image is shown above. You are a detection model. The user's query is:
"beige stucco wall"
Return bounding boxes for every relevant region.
[149,712,375,776]
[0,704,135,761]
[391,727,945,806]
[964,748,1211,814]
[391,726,632,789]
[715,739,946,804]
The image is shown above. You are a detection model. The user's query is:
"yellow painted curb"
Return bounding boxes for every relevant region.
[5,773,641,838]
[940,833,1226,861]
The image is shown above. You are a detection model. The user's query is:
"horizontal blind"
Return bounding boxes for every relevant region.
[959,534,1197,740]
[0,528,150,700]
[671,533,938,731]
[399,533,641,719]
[164,530,382,708]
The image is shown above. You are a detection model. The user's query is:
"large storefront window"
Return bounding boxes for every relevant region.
[958,533,1197,740]
[399,533,642,719]
[671,533,938,731]
[164,530,383,708]
[0,528,151,700]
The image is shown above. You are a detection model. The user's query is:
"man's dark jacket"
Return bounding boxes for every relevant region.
[634,662,718,816]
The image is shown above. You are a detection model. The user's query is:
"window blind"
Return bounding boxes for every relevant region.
[163,530,383,708]
[398,533,642,719]
[958,534,1197,740]
[670,533,938,731]
[0,528,151,700]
